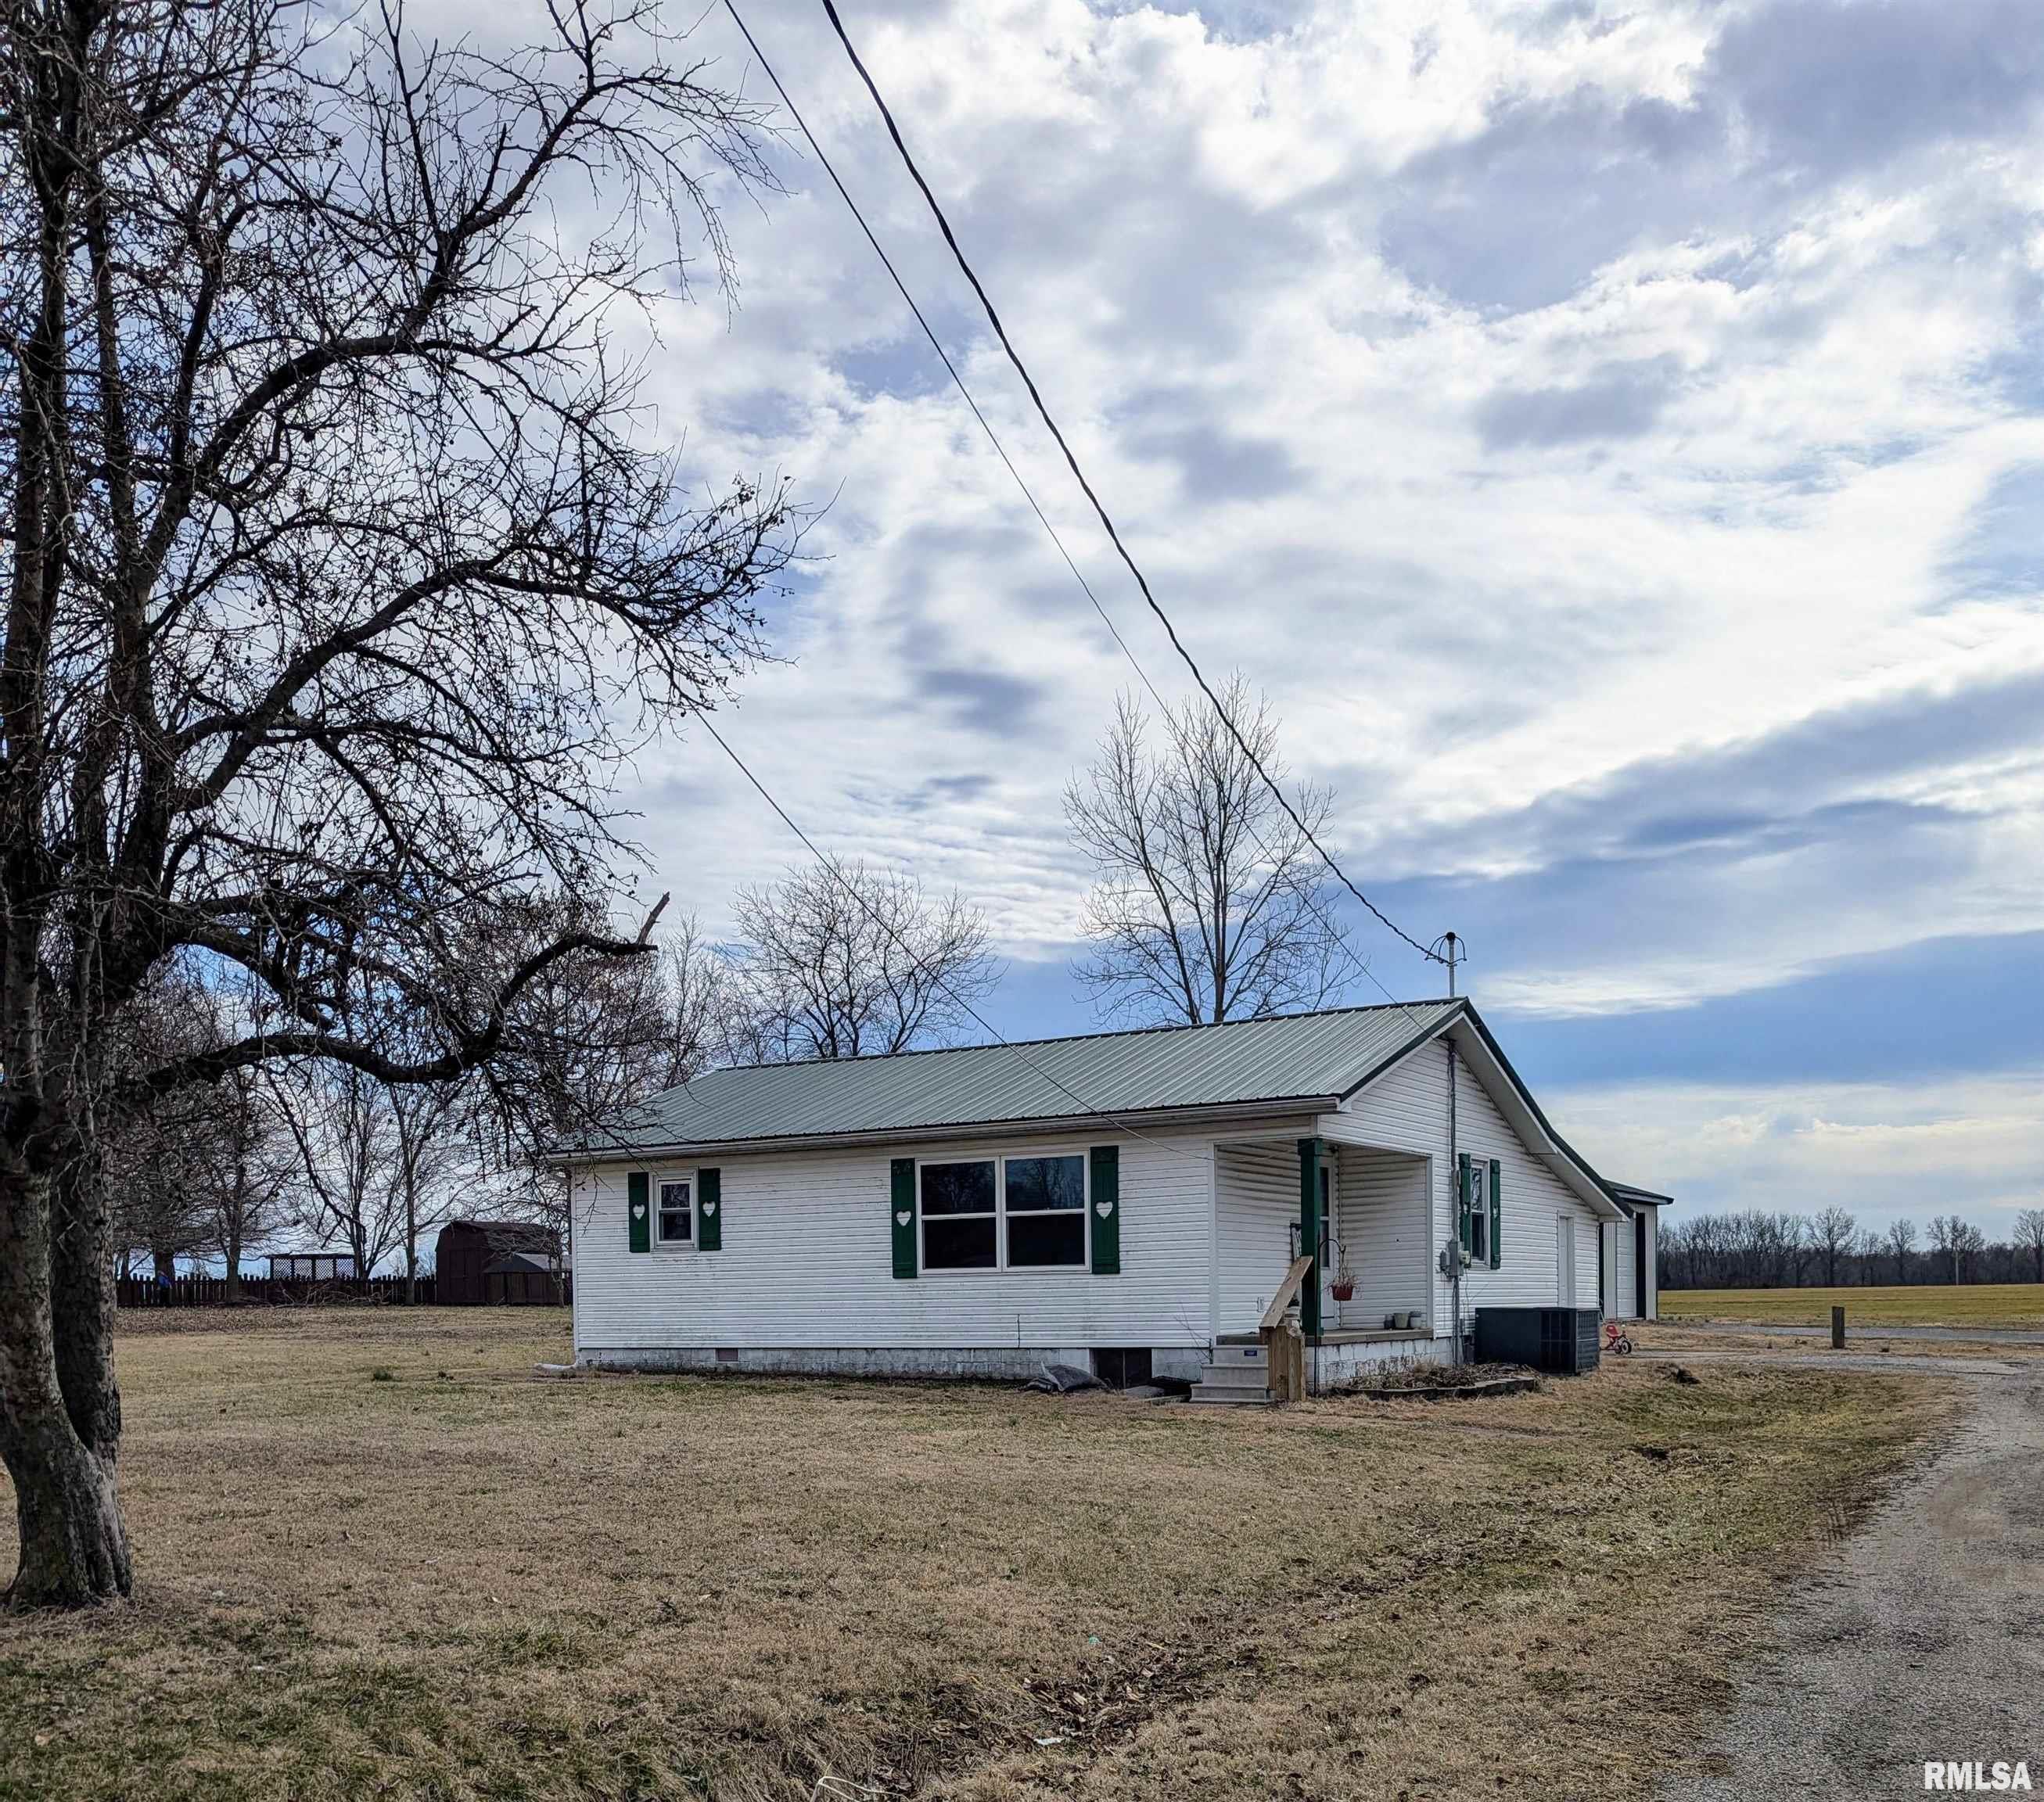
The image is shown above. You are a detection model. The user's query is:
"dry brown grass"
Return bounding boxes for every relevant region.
[1661,1283,2044,1329]
[0,1308,1949,1802]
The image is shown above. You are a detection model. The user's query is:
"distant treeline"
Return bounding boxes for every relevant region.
[1659,1206,2044,1290]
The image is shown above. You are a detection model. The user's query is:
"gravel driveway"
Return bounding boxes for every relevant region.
[1656,1367,2044,1800]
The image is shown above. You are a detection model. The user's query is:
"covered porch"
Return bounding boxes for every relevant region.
[1212,1133,1442,1378]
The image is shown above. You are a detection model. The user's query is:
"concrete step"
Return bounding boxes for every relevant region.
[1194,1359,1274,1390]
[1209,1342,1269,1366]
[1188,1382,1273,1406]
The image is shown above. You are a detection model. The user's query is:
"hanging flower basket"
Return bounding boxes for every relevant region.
[1330,1246,1356,1302]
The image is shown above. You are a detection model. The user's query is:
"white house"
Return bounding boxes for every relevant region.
[558,999,1661,1391]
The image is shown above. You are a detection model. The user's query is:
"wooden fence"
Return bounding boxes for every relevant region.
[114,1273,573,1309]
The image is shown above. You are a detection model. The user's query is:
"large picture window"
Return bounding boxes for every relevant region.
[918,1154,1088,1272]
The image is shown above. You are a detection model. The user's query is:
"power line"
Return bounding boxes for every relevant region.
[810,0,1445,972]
[720,0,1442,1032]
[717,0,1169,721]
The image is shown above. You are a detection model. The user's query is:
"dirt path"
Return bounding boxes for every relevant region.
[1657,1370,2044,1800]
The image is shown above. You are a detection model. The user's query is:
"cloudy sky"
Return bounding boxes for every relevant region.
[605,0,2044,1237]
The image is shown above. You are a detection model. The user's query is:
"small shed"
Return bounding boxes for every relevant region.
[433,1220,566,1305]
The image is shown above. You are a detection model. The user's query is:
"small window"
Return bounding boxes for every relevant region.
[921,1161,996,1269]
[657,1179,693,1245]
[1467,1165,1489,1266]
[1004,1154,1086,1267]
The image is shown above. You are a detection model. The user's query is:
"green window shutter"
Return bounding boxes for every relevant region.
[890,1158,918,1279]
[1457,1152,1472,1255]
[1488,1159,1502,1270]
[627,1171,651,1255]
[1089,1144,1121,1275]
[697,1167,722,1251]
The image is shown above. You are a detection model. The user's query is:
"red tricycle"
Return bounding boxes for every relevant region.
[1603,1319,1634,1356]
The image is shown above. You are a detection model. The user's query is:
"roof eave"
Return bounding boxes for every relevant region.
[545,1093,1342,1167]
[1340,1000,1626,1222]
[544,1079,1341,1168]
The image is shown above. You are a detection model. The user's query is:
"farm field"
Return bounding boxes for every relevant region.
[1,1310,1944,1802]
[1661,1283,2044,1330]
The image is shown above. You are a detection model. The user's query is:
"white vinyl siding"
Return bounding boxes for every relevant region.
[571,1127,1213,1358]
[1615,1212,1640,1317]
[1215,1141,1300,1335]
[1319,1036,1607,1336]
[1331,1148,1430,1332]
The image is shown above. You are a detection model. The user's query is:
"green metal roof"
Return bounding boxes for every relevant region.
[565,999,1464,1157]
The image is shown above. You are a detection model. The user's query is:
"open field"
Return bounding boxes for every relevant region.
[1661,1283,2044,1330]
[1,1311,1947,1802]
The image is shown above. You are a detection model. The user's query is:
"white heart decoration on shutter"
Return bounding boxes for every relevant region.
[702,1201,717,1216]
[631,1202,646,1219]
[1095,1201,1113,1219]
[894,1209,912,1226]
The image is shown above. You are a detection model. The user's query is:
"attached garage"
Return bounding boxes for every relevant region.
[1600,1183,1669,1320]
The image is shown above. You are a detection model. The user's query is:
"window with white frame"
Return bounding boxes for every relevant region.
[920,1161,996,1269]
[918,1154,1088,1272]
[656,1177,693,1246]
[1004,1154,1086,1267]
[1468,1165,1489,1265]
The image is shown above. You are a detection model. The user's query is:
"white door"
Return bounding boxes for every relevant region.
[1557,1215,1576,1306]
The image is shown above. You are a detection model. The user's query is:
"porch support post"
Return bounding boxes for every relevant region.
[1297,1136,1324,1338]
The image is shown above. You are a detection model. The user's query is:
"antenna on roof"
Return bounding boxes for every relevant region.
[1432,932,1462,997]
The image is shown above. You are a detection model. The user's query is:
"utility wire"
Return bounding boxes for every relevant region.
[720,0,1444,1030]
[810,0,1445,971]
[718,0,1169,721]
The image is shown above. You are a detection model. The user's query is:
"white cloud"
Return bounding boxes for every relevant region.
[1554,1072,2044,1233]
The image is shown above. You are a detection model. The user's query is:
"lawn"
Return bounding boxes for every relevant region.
[0,1309,1946,1802]
[1661,1283,2044,1329]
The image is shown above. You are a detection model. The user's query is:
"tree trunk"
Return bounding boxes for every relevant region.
[0,1162,131,1607]
[223,1161,245,1303]
[50,1154,123,1459]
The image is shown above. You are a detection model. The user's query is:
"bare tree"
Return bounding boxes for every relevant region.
[0,0,796,1604]
[388,1083,469,1304]
[2012,1208,2044,1285]
[1812,1206,1856,1287]
[1065,679,1360,1025]
[1953,1220,1986,1284]
[1927,1215,1970,1286]
[276,1065,408,1280]
[472,901,739,1277]
[1888,1218,1917,1286]
[728,862,997,1061]
[195,1068,293,1303]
